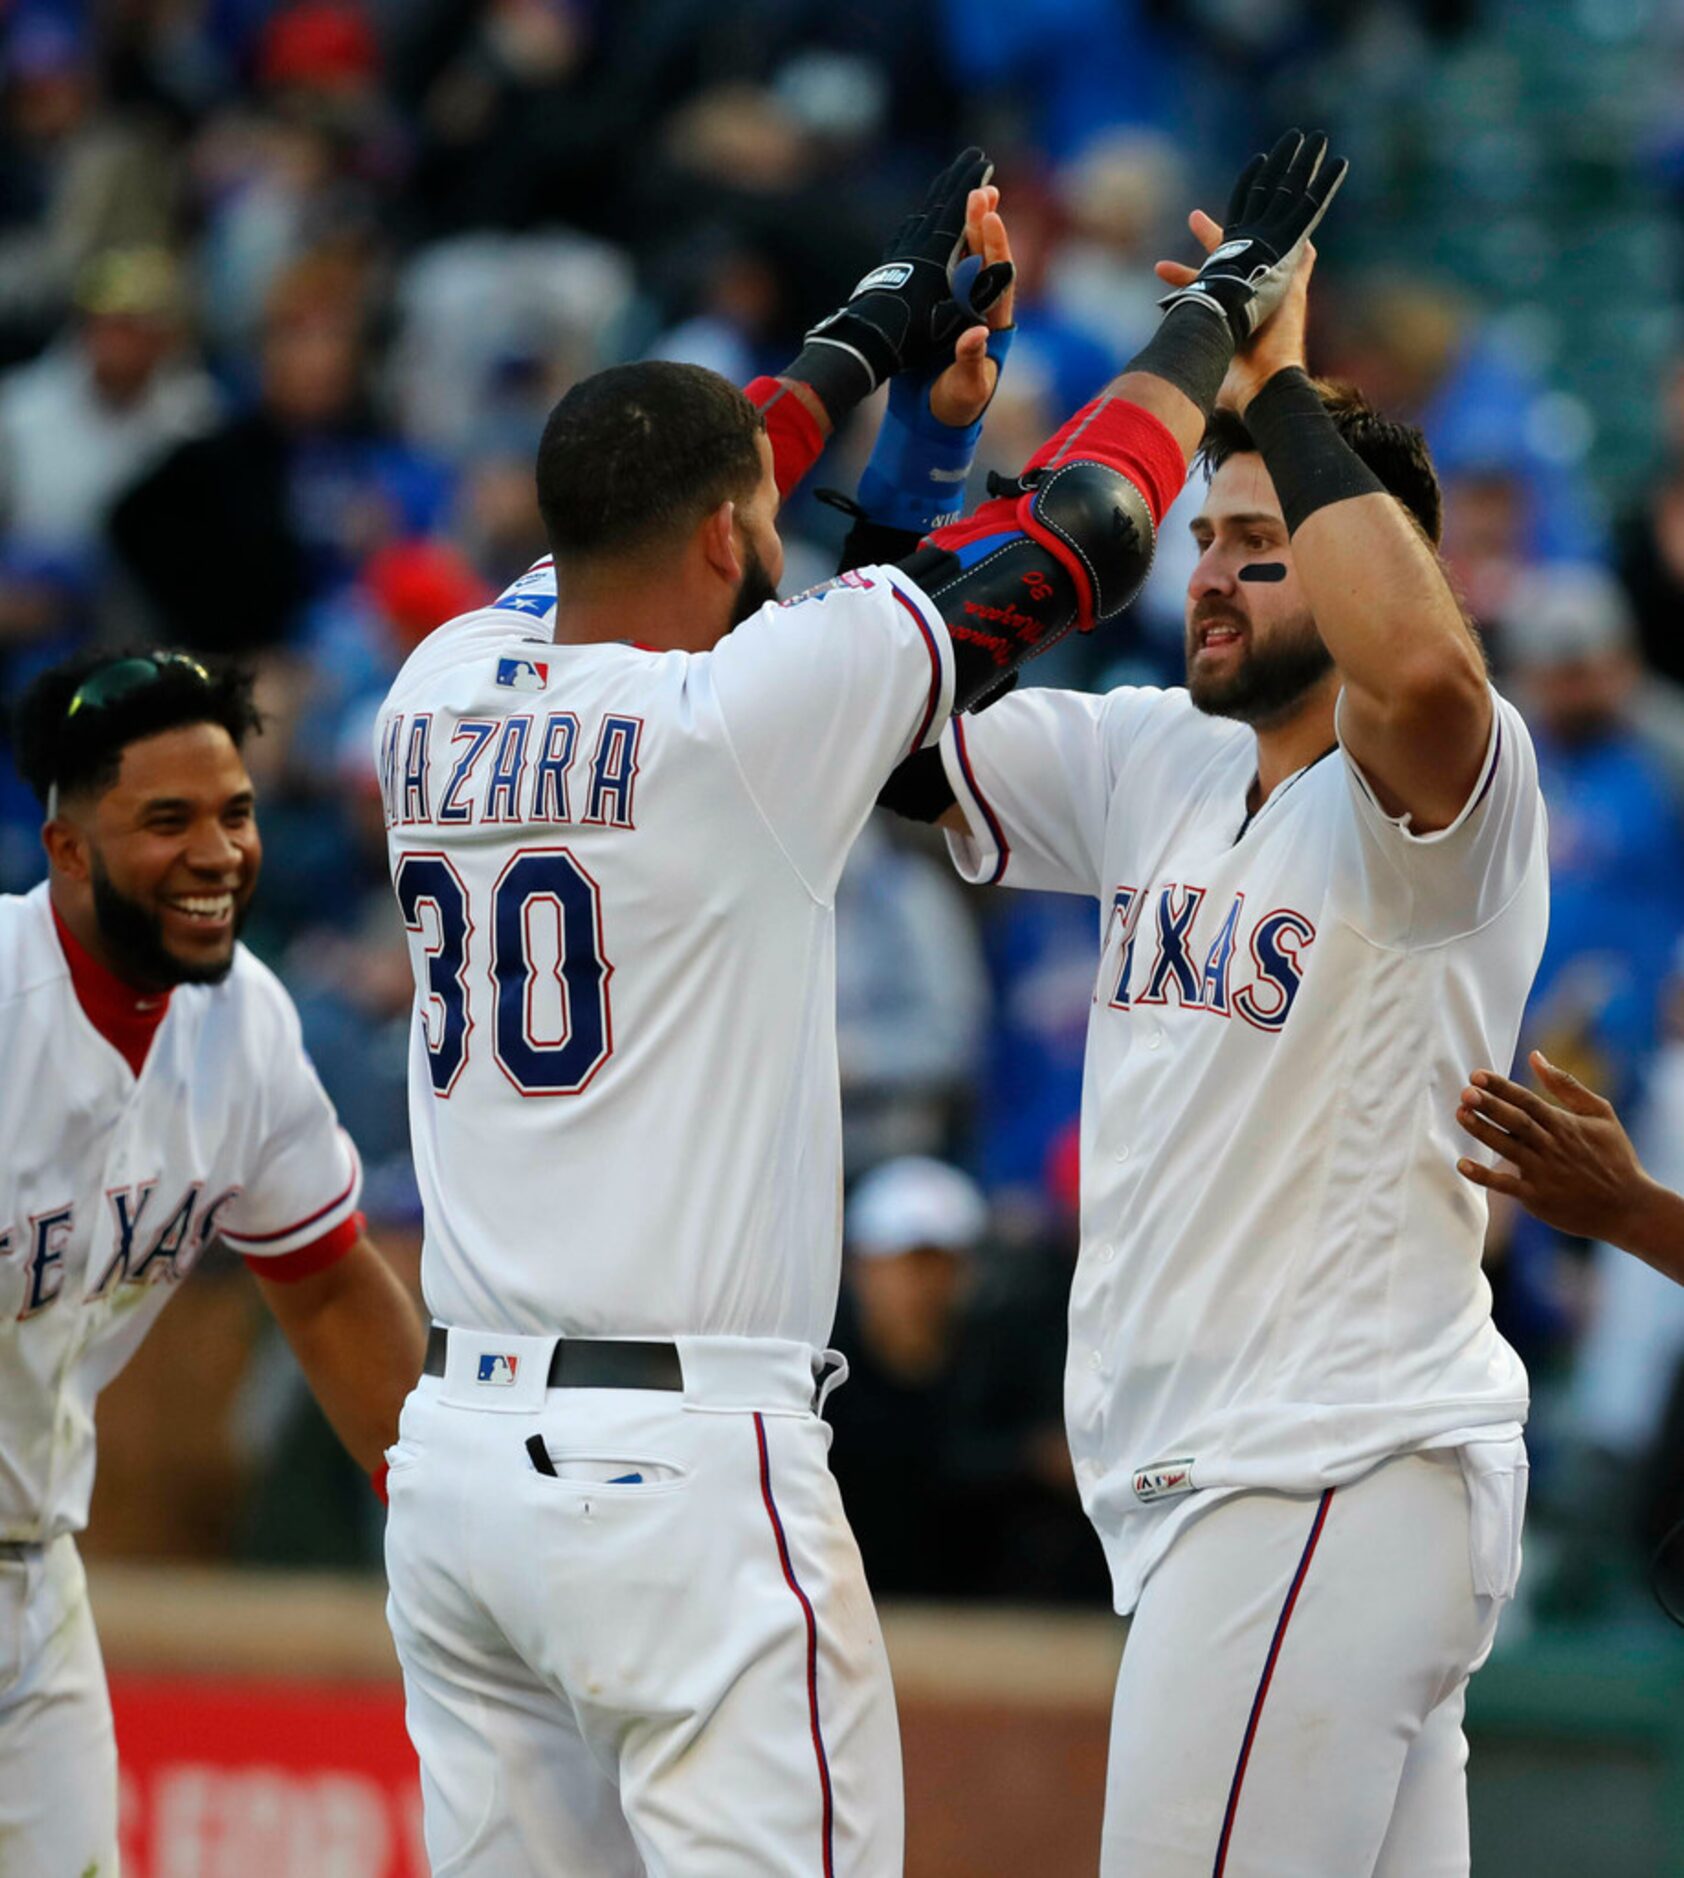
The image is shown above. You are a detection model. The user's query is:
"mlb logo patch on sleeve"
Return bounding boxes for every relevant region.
[478,1353,521,1385]
[496,658,549,692]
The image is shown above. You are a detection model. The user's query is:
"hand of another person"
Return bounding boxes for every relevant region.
[804,147,1013,398]
[1455,1051,1668,1251]
[1153,129,1345,404]
[927,184,1017,429]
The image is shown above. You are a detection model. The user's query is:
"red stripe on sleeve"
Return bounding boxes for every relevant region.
[242,1211,363,1285]
[745,376,826,499]
[1023,395,1187,526]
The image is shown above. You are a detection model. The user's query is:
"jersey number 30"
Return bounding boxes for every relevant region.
[395,848,613,1098]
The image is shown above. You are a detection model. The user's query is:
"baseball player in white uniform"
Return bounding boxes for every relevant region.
[374,144,1342,1875]
[880,145,1543,1875]
[1,648,425,1875]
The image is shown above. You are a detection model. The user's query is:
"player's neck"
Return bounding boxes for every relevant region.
[1249,685,1340,811]
[549,556,730,654]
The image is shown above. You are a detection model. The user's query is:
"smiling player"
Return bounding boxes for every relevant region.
[0,648,425,1874]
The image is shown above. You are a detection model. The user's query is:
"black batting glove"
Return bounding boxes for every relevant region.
[1159,130,1348,348]
[786,147,1015,427]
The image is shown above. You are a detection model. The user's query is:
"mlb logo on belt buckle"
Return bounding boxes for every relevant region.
[1133,1457,1195,1502]
[478,1353,521,1386]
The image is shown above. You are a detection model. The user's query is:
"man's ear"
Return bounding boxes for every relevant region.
[699,499,742,587]
[42,813,91,883]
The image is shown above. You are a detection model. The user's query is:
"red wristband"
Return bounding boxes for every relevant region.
[745,375,826,499]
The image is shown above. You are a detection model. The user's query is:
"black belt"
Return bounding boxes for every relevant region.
[423,1324,683,1391]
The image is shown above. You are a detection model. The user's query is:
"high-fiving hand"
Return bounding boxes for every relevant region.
[1155,130,1346,349]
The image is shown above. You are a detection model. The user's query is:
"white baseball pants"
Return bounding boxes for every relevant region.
[1100,1441,1527,1878]
[384,1332,902,1877]
[0,1532,120,1875]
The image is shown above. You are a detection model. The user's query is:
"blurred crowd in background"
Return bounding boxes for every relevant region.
[6,0,1684,1619]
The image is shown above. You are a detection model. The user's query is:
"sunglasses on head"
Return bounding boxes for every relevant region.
[64,652,211,723]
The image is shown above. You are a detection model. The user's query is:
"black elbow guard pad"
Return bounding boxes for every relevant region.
[1020,460,1158,629]
[903,460,1157,711]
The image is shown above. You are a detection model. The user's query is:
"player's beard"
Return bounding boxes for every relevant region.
[1186,601,1335,729]
[90,852,247,990]
[730,539,780,628]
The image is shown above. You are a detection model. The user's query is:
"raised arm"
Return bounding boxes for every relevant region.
[1159,201,1487,830]
[874,131,1349,822]
[742,147,1014,502]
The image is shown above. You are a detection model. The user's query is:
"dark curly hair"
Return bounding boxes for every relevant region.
[12,649,262,808]
[1199,379,1444,547]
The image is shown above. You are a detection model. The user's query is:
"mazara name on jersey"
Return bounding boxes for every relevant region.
[6,1179,236,1322]
[1103,880,1315,1033]
[376,703,644,831]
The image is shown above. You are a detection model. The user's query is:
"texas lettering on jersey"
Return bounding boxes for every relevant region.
[1102,881,1316,1033]
[5,1180,237,1321]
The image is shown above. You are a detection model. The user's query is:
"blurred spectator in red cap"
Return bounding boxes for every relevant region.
[257,2,381,101]
[362,536,488,653]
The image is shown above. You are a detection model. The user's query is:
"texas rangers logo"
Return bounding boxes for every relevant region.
[496,657,549,692]
[1133,1458,1196,1502]
[477,1353,521,1386]
[781,569,877,608]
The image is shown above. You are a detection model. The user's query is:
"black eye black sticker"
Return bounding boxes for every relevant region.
[1238,563,1287,583]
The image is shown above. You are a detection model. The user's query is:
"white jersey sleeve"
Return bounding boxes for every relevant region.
[707,564,954,899]
[1331,687,1546,948]
[211,960,363,1261]
[937,684,1147,897]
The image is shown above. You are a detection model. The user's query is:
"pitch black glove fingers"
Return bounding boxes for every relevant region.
[910,146,990,265]
[1223,152,1266,231]
[1300,153,1348,240]
[1249,129,1304,222]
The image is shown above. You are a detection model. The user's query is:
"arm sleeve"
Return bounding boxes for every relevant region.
[708,564,956,900]
[216,972,365,1262]
[938,684,1123,897]
[1330,686,1547,947]
[744,376,827,499]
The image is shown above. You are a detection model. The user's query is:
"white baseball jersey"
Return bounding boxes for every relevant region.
[0,884,362,1544]
[375,558,954,1343]
[941,682,1547,1611]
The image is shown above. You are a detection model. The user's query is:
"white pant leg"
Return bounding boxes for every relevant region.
[606,1412,903,1878]
[0,1535,120,1876]
[388,1370,902,1878]
[1100,1450,1502,1878]
[385,1435,644,1878]
[1369,1682,1472,1878]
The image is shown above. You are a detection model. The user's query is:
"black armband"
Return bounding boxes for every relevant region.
[877,744,956,822]
[781,341,875,432]
[1242,367,1384,535]
[1126,300,1235,415]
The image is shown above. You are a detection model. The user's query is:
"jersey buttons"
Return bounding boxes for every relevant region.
[1113,1144,1130,1164]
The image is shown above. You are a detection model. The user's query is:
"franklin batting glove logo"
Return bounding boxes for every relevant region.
[852,262,914,295]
